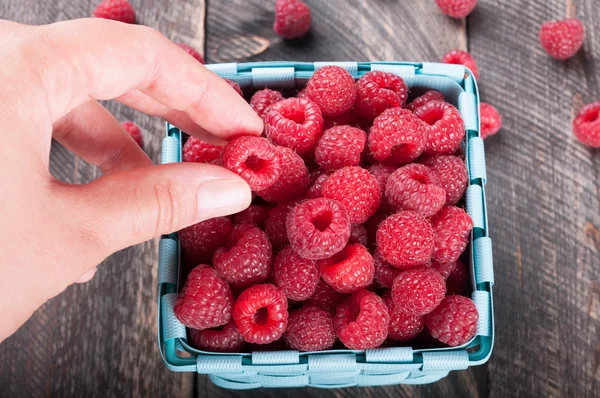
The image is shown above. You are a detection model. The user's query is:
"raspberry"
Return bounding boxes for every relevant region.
[273,0,311,39]
[431,206,473,263]
[385,163,446,217]
[392,268,446,316]
[415,101,465,155]
[367,164,394,210]
[182,136,223,165]
[369,107,427,165]
[233,284,289,344]
[373,251,401,288]
[383,291,425,342]
[93,0,135,23]
[225,79,244,96]
[426,295,478,346]
[365,211,390,248]
[349,224,368,246]
[422,155,468,205]
[176,43,204,63]
[286,198,351,260]
[306,66,357,117]
[354,71,409,119]
[285,305,336,351]
[318,244,374,294]
[573,101,600,147]
[273,246,320,301]
[296,87,309,99]
[334,290,390,350]
[479,103,503,139]
[435,0,477,19]
[179,217,233,264]
[213,224,272,288]
[250,89,284,120]
[322,166,381,223]
[441,50,479,79]
[233,204,271,229]
[406,90,445,112]
[121,121,142,147]
[432,260,458,279]
[376,211,434,268]
[314,126,367,170]
[265,199,303,250]
[539,19,585,60]
[189,320,245,352]
[264,98,324,155]
[306,279,347,312]
[174,265,234,329]
[222,136,281,191]
[446,259,469,295]
[256,147,309,202]
[305,170,330,199]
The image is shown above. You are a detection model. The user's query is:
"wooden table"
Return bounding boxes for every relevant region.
[0,0,599,397]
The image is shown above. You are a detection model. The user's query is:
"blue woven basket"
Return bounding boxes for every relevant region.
[157,61,494,389]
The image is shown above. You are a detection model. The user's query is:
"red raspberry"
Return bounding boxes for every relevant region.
[121,121,143,147]
[447,259,469,295]
[93,0,135,23]
[176,43,205,63]
[432,259,458,279]
[373,251,401,288]
[354,71,409,120]
[441,50,479,79]
[385,163,446,217]
[406,90,445,112]
[225,79,244,96]
[305,170,330,199]
[273,0,311,39]
[285,305,336,351]
[306,279,347,312]
[256,147,309,202]
[365,211,390,248]
[415,101,465,155]
[264,98,324,155]
[426,295,478,346]
[349,224,368,246]
[265,199,303,250]
[296,87,309,99]
[322,166,381,223]
[334,290,390,350]
[222,136,281,191]
[318,244,374,294]
[435,0,477,19]
[573,101,600,147]
[250,89,284,120]
[174,265,234,329]
[314,126,366,170]
[367,164,394,210]
[369,107,427,165]
[376,212,434,268]
[422,155,468,206]
[274,246,320,301]
[306,66,357,117]
[213,224,272,288]
[287,198,351,260]
[233,204,271,229]
[179,217,233,264]
[431,206,473,263]
[233,284,289,344]
[382,291,425,342]
[392,268,446,316]
[189,319,245,352]
[539,19,585,60]
[183,136,223,165]
[479,103,503,139]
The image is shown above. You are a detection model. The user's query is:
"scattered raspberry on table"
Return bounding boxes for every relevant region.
[93,0,135,24]
[479,103,503,139]
[539,18,585,60]
[442,50,479,80]
[273,0,311,39]
[573,101,600,147]
[435,0,478,19]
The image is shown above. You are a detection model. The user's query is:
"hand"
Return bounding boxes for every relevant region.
[0,18,263,342]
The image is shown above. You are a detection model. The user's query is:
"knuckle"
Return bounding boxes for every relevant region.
[151,179,190,236]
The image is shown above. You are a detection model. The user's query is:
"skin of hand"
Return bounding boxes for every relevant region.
[0,18,263,342]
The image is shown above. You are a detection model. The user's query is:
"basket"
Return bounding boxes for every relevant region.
[157,61,494,389]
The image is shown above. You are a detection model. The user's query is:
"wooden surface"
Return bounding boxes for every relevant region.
[0,0,599,397]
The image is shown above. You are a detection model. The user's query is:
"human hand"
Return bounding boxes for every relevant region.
[0,18,263,342]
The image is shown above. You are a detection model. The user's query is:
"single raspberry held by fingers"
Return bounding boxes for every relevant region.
[225,79,244,96]
[446,259,469,295]
[179,217,233,264]
[174,265,234,330]
[431,206,473,263]
[382,291,425,342]
[406,90,445,112]
[373,251,401,289]
[273,0,311,39]
[376,211,434,268]
[349,224,368,246]
[121,121,143,147]
[319,244,374,293]
[415,101,465,155]
[189,319,245,352]
[286,198,351,260]
[93,0,135,23]
[250,89,284,119]
[421,155,467,206]
[222,136,281,191]
[573,101,600,147]
[479,103,503,139]
[315,126,367,170]
[183,137,223,165]
[442,50,479,79]
[369,107,427,165]
[354,71,409,120]
[334,290,390,350]
[306,66,357,117]
[385,163,446,217]
[426,295,478,346]
[176,43,205,63]
[539,19,585,60]
[306,279,347,312]
[392,268,446,316]
[435,0,477,19]
[285,305,336,351]
[256,147,309,202]
[322,166,381,223]
[233,284,289,344]
[273,246,320,301]
[265,199,304,250]
[265,98,324,155]
[233,204,271,229]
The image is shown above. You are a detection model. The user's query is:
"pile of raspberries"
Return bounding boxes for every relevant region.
[174,66,480,353]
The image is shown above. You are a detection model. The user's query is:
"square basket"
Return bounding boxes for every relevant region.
[157,61,494,389]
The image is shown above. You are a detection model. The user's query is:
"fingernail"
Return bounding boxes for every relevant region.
[197,178,252,218]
